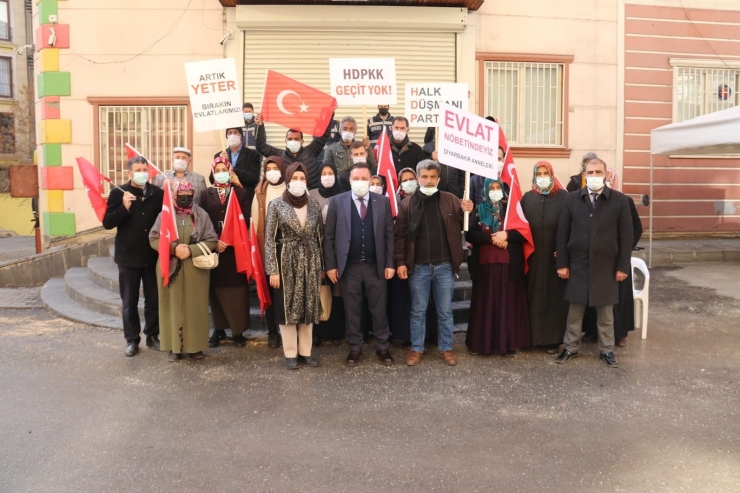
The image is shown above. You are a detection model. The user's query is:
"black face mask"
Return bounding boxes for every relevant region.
[176,195,194,208]
[378,108,389,116]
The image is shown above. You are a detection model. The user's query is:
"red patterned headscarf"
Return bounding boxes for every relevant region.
[531,161,564,195]
[173,180,195,215]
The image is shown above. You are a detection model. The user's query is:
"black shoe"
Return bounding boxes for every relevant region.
[313,335,321,348]
[125,342,138,357]
[145,335,160,350]
[346,350,362,367]
[209,330,226,348]
[600,352,619,368]
[233,334,247,348]
[268,330,282,349]
[167,351,182,362]
[555,349,578,364]
[298,355,319,367]
[285,358,299,370]
[376,349,393,366]
[189,351,205,360]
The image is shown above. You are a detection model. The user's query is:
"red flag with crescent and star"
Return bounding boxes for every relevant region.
[75,157,111,222]
[373,129,398,217]
[125,143,164,180]
[499,128,535,273]
[261,70,337,136]
[158,180,179,287]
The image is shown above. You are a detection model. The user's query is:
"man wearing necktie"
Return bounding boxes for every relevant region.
[555,158,633,368]
[324,163,396,367]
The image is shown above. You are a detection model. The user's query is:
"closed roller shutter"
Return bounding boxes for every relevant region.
[243,31,456,148]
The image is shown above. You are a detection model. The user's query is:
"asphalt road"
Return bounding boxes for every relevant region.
[1,264,739,492]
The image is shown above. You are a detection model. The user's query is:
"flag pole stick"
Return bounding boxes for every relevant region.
[363,105,367,138]
[463,171,470,232]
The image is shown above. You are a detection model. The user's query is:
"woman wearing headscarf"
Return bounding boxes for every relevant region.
[583,167,642,346]
[465,178,530,355]
[149,181,218,361]
[264,163,324,370]
[308,162,346,345]
[388,169,439,346]
[198,155,253,349]
[251,156,287,348]
[521,161,569,352]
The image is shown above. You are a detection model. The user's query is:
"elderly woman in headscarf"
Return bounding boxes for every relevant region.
[308,162,346,346]
[521,161,569,352]
[251,155,287,349]
[465,178,530,356]
[387,168,439,346]
[198,155,253,349]
[264,163,325,370]
[149,181,218,361]
[582,167,643,347]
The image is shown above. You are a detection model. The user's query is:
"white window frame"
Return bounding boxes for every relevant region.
[482,60,565,148]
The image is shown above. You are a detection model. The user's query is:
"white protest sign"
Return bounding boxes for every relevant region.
[185,58,245,133]
[329,58,397,106]
[405,83,468,127]
[437,103,500,180]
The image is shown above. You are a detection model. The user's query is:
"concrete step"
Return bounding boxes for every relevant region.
[87,256,127,294]
[41,278,125,330]
[452,300,470,325]
[452,280,472,302]
[65,267,141,318]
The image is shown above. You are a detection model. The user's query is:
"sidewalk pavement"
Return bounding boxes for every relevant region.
[0,236,36,265]
[635,237,740,265]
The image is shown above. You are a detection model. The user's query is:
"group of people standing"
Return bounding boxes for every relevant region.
[103,104,641,371]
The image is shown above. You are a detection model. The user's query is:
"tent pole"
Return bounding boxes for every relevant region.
[649,153,653,268]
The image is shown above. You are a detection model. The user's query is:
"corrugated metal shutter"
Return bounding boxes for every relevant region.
[243,31,456,147]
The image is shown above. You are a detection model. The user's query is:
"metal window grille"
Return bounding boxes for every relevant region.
[484,61,564,147]
[0,57,12,97]
[99,105,189,192]
[0,112,14,154]
[675,67,739,122]
[0,0,9,41]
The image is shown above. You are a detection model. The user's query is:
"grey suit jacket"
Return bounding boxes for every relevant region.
[324,191,395,279]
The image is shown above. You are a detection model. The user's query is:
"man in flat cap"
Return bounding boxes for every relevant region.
[156,147,207,204]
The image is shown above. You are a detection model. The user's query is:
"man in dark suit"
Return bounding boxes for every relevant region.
[216,127,262,201]
[555,157,633,368]
[324,163,396,367]
[103,156,164,357]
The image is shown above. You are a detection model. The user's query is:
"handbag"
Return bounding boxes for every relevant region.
[319,282,332,321]
[191,242,219,270]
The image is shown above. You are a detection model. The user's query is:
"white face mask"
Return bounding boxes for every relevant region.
[401,180,418,194]
[489,190,504,203]
[419,179,439,196]
[132,171,149,187]
[214,171,231,185]
[320,175,336,188]
[536,177,552,189]
[341,131,355,142]
[392,130,407,142]
[227,135,242,147]
[369,185,383,195]
[243,112,253,121]
[586,176,605,191]
[265,170,281,184]
[351,180,370,197]
[351,156,365,165]
[286,141,301,153]
[288,181,307,197]
[172,158,188,173]
[497,161,504,176]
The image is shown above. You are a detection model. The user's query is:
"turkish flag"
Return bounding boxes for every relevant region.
[261,70,337,137]
[76,157,111,222]
[158,180,179,287]
[220,192,252,279]
[499,128,535,273]
[249,218,272,315]
[125,143,164,180]
[373,129,398,217]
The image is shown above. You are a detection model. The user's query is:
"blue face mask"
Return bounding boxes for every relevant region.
[214,171,231,185]
[132,171,148,186]
[243,112,253,121]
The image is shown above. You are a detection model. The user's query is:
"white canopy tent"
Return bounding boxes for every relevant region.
[647,105,740,266]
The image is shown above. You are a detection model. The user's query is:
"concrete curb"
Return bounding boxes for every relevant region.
[633,249,740,265]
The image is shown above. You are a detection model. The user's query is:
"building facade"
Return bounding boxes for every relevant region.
[28,0,739,243]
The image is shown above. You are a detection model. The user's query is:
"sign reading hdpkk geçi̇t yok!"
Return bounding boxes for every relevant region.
[185,58,245,133]
[329,58,398,106]
[405,83,468,127]
[437,103,500,180]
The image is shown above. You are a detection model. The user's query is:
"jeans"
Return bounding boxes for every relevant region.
[408,262,455,353]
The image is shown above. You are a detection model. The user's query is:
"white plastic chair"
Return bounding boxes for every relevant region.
[631,257,650,339]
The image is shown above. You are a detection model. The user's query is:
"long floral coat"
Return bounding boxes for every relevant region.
[264,196,324,325]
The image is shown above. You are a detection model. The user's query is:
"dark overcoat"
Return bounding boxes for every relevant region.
[556,186,633,306]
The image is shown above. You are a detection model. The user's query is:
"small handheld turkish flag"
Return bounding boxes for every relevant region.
[158,180,179,287]
[125,143,164,180]
[261,70,337,137]
[76,157,111,222]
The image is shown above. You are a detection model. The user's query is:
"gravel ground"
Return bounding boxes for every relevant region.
[0,264,738,493]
